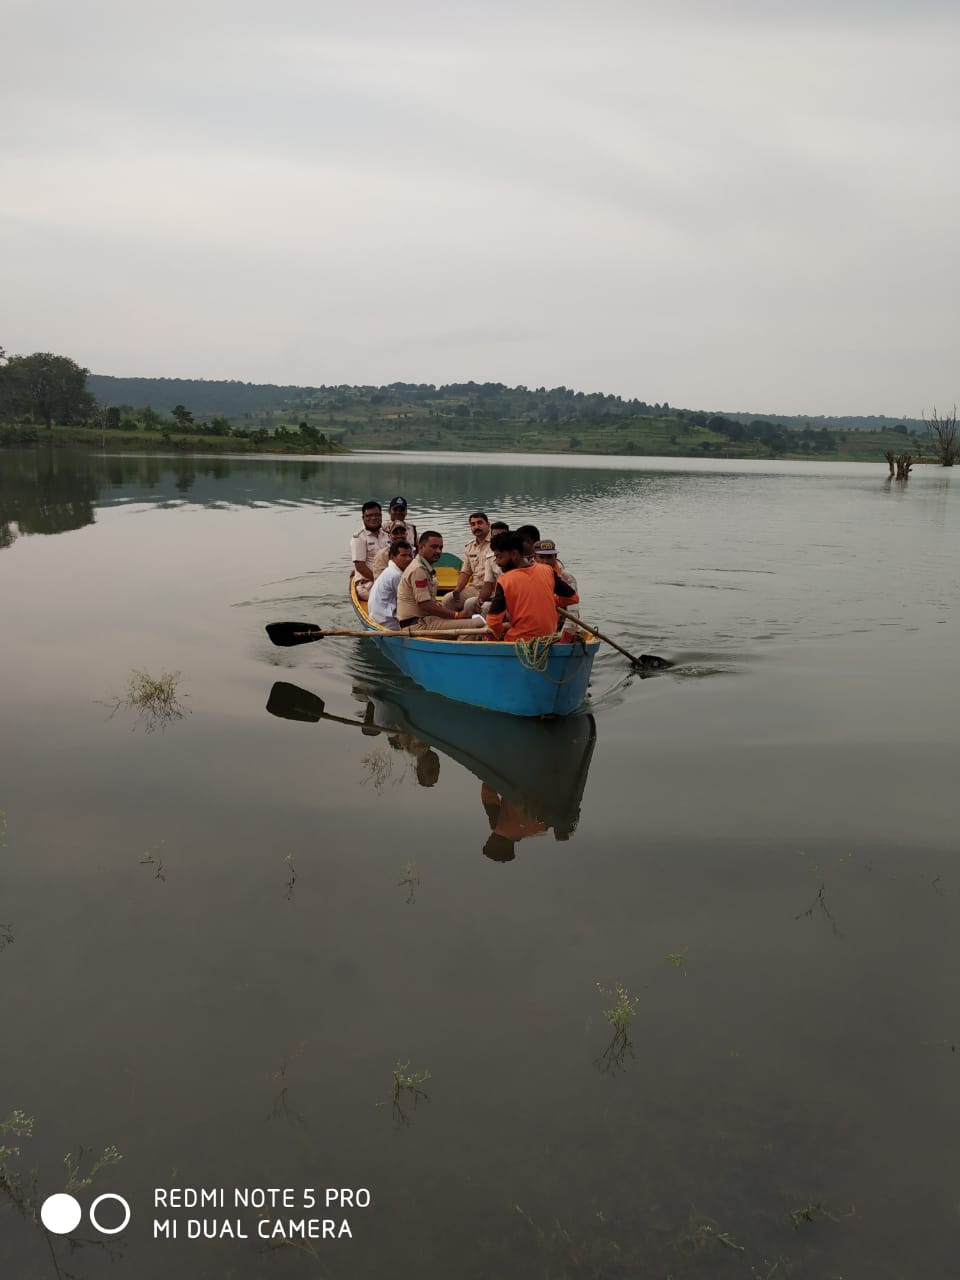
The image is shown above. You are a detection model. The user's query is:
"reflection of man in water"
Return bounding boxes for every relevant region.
[480,784,547,861]
[388,733,441,787]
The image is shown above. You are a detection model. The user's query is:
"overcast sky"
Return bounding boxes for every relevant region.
[2,0,958,415]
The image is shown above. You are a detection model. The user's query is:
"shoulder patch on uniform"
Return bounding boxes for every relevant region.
[414,578,428,588]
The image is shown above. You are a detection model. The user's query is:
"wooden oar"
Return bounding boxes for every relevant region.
[266,681,381,734]
[266,621,486,647]
[557,609,672,670]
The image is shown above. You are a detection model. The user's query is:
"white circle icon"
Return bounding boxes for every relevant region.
[89,1193,131,1234]
[40,1193,82,1234]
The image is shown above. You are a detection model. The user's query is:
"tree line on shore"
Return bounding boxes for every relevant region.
[2,348,953,464]
[0,350,340,451]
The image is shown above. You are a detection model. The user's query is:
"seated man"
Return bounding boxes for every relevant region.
[448,511,492,617]
[533,538,579,641]
[514,524,540,565]
[367,540,414,630]
[350,501,391,600]
[386,496,417,551]
[371,520,410,578]
[396,531,486,637]
[477,521,509,613]
[485,533,579,642]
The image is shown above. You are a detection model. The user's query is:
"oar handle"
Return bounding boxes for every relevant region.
[265,620,489,647]
[557,609,671,670]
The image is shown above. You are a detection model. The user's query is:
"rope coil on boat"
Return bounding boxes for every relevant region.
[513,634,586,683]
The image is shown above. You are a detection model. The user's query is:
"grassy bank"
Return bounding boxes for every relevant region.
[0,425,348,455]
[0,417,929,463]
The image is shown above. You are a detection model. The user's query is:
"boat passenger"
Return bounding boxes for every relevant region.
[448,511,492,617]
[534,538,580,641]
[367,540,414,630]
[350,501,391,600]
[515,524,540,565]
[386,497,417,552]
[371,520,410,578]
[477,521,509,611]
[396,531,486,637]
[485,533,579,642]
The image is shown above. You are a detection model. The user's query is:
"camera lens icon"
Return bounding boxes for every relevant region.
[40,1192,131,1236]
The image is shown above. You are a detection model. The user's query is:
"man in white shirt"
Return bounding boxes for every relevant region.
[367,540,414,629]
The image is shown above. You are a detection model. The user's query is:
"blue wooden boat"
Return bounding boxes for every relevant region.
[349,577,599,717]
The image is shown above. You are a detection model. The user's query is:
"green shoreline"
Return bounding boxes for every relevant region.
[0,423,930,464]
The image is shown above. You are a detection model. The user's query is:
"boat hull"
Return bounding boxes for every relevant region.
[349,580,597,717]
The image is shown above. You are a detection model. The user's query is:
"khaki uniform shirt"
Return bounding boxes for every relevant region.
[482,547,501,589]
[371,546,391,578]
[387,516,417,548]
[462,534,492,589]
[350,525,391,578]
[397,555,441,623]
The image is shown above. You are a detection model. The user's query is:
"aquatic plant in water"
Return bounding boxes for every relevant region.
[595,982,638,1073]
[106,669,189,732]
[381,1061,430,1123]
[596,982,637,1034]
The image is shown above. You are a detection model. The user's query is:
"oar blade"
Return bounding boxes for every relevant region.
[638,654,673,671]
[266,681,325,722]
[266,621,324,647]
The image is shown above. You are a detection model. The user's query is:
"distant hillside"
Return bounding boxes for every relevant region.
[725,410,925,433]
[80,374,929,462]
[88,375,318,416]
[89,374,925,434]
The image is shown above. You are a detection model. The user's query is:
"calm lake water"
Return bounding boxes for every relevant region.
[1,448,958,1279]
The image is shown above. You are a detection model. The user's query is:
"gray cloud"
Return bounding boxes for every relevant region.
[2,1,958,414]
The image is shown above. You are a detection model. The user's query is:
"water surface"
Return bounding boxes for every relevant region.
[1,449,957,1278]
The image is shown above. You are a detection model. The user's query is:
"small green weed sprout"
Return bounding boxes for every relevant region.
[63,1144,123,1194]
[381,1060,430,1122]
[597,982,637,1034]
[106,669,189,732]
[788,1200,838,1229]
[0,1109,34,1163]
[595,983,638,1073]
[398,860,421,904]
[0,1109,38,1220]
[666,949,687,970]
[392,1061,430,1102]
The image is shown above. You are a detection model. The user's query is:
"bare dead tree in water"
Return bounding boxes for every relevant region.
[922,405,957,466]
[885,451,913,480]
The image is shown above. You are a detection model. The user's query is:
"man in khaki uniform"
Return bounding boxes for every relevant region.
[397,531,485,637]
[477,520,508,612]
[350,501,391,600]
[448,511,492,617]
[386,497,417,552]
[371,520,410,578]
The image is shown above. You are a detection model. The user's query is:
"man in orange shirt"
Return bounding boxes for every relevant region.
[484,533,579,642]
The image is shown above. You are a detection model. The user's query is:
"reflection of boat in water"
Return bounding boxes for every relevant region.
[348,577,599,718]
[267,678,597,859]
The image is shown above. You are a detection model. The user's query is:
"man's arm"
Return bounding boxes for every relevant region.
[485,582,508,638]
[418,598,460,618]
[553,571,579,604]
[353,559,374,582]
